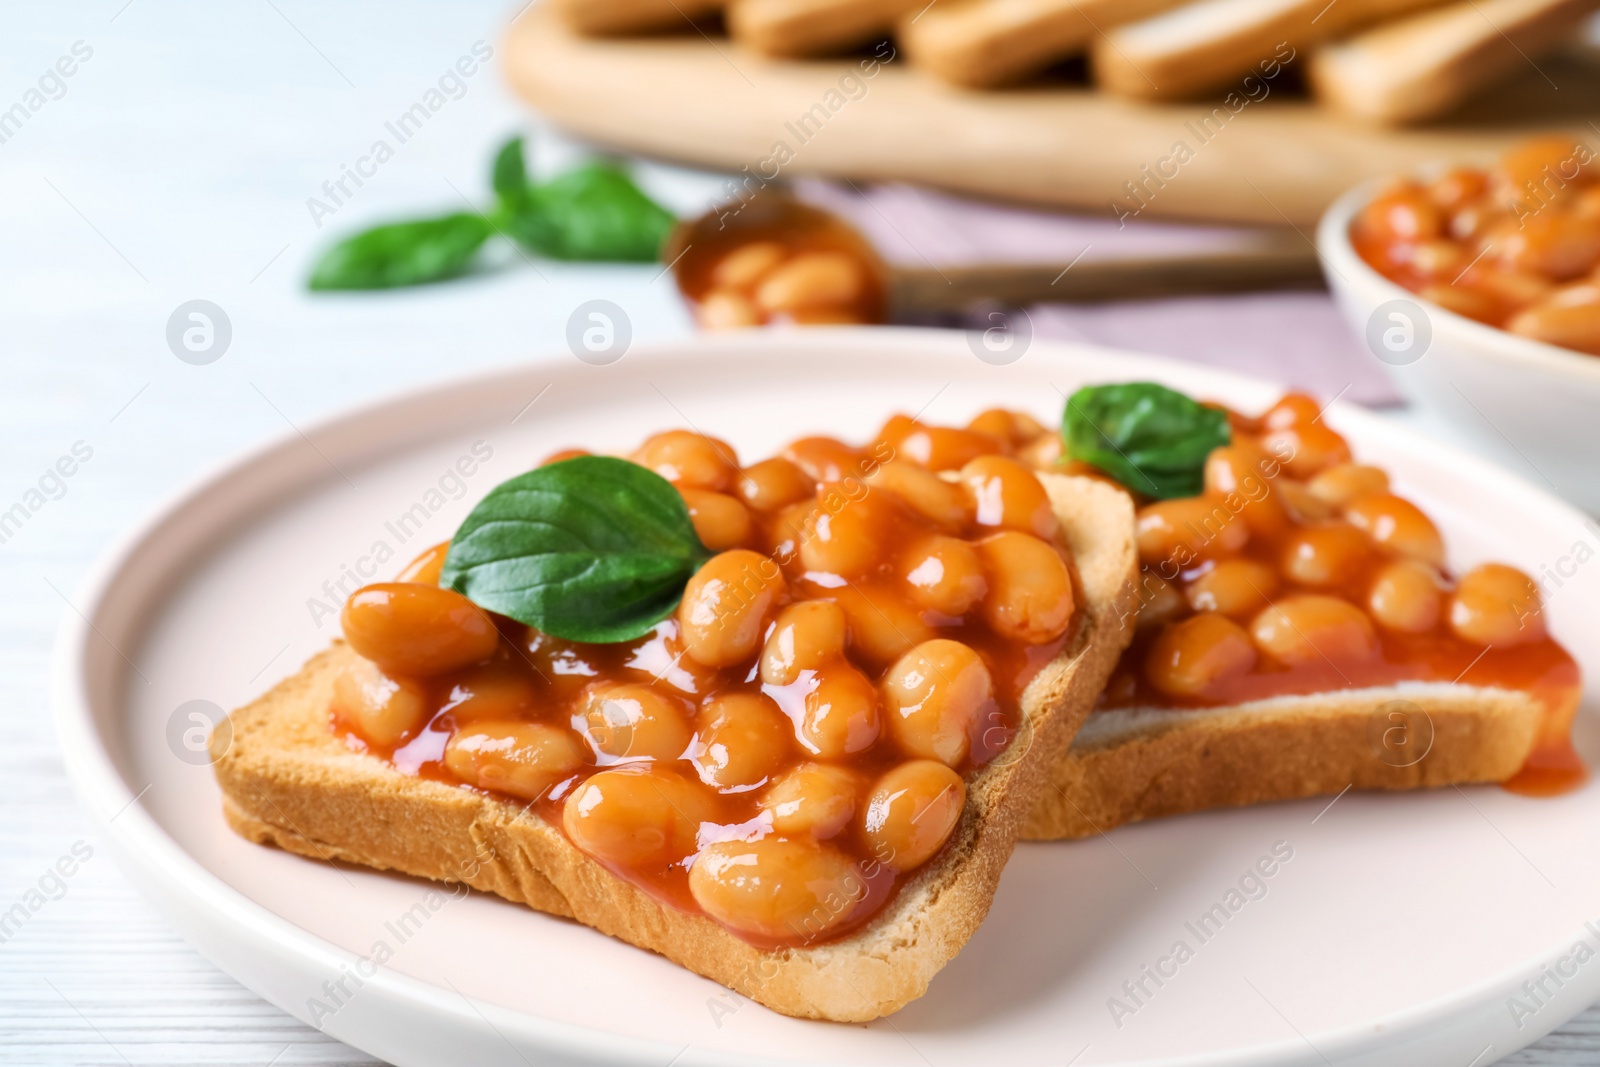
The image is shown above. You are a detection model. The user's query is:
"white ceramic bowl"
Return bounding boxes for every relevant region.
[1318,179,1600,514]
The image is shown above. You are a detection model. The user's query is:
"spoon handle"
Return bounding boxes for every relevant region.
[886,238,1323,313]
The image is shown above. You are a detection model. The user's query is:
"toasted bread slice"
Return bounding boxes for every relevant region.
[1307,0,1600,126]
[728,0,921,57]
[1022,683,1542,839]
[899,0,1186,89]
[555,0,727,35]
[212,474,1138,1021]
[1092,0,1453,101]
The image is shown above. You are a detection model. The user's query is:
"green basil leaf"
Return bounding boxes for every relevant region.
[440,456,711,643]
[504,162,674,262]
[308,212,493,290]
[491,135,528,207]
[1062,382,1231,499]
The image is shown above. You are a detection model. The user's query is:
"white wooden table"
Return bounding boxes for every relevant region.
[2,1,1596,1063]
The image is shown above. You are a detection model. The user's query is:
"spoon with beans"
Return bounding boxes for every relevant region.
[664,190,1324,329]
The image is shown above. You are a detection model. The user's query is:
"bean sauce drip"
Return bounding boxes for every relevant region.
[333,410,1079,947]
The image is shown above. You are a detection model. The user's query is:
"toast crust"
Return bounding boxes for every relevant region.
[212,474,1138,1022]
[1021,684,1543,840]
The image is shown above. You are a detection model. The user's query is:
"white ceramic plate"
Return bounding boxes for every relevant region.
[53,328,1600,1067]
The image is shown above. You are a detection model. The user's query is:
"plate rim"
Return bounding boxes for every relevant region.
[50,326,1600,1067]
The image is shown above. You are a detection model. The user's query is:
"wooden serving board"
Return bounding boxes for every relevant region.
[504,3,1600,226]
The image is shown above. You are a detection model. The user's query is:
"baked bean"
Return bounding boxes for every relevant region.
[760,763,862,838]
[395,540,449,585]
[1477,214,1524,252]
[1010,411,1047,439]
[831,583,936,666]
[1498,214,1600,281]
[1449,202,1510,243]
[1203,442,1288,539]
[698,289,761,330]
[1407,240,1468,279]
[678,549,787,668]
[798,488,894,578]
[975,532,1076,644]
[958,455,1058,539]
[331,656,429,746]
[1367,560,1445,634]
[1418,282,1508,325]
[767,499,820,565]
[1016,432,1065,469]
[1250,595,1378,666]
[1430,168,1490,211]
[881,639,994,765]
[1135,497,1249,568]
[1472,266,1557,308]
[1280,523,1375,589]
[576,683,693,762]
[1143,614,1257,697]
[689,837,862,942]
[1546,282,1600,309]
[760,600,848,686]
[632,430,738,491]
[711,240,786,290]
[1496,137,1594,196]
[1101,664,1139,705]
[754,251,865,314]
[965,408,1038,448]
[866,460,970,530]
[563,766,714,868]
[679,488,754,551]
[1307,464,1389,508]
[898,534,987,617]
[526,629,602,703]
[800,664,881,758]
[1450,563,1546,646]
[438,660,539,724]
[444,721,585,802]
[691,691,791,789]
[1186,559,1278,618]
[1276,479,1336,523]
[860,761,965,870]
[622,624,723,698]
[1260,423,1352,480]
[1508,289,1600,355]
[1261,394,1333,432]
[877,414,1000,472]
[782,436,863,482]
[1356,183,1443,244]
[736,458,814,513]
[1344,492,1445,566]
[1135,573,1188,631]
[962,408,1013,444]
[341,583,500,676]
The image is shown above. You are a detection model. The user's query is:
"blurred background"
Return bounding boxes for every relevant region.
[7,0,1600,1062]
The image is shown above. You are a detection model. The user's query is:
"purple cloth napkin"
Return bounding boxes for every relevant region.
[795,179,1402,407]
